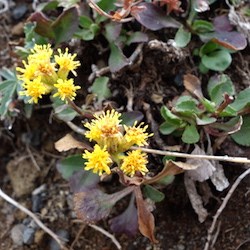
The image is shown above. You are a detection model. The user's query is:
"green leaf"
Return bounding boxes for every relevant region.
[0,69,19,119]
[97,0,116,11]
[52,96,77,122]
[91,77,111,103]
[207,74,235,105]
[108,42,129,73]
[159,121,180,135]
[199,41,219,57]
[174,25,191,48]
[57,154,86,180]
[195,115,217,125]
[230,88,250,112]
[156,175,175,186]
[79,15,93,28]
[175,96,202,115]
[201,50,232,72]
[51,7,79,44]
[143,185,165,202]
[182,124,200,144]
[201,98,216,112]
[126,32,148,45]
[192,20,214,33]
[231,115,250,146]
[160,106,182,125]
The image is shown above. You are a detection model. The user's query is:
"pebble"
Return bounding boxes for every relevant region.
[23,227,35,245]
[49,230,69,250]
[12,4,28,20]
[11,224,26,246]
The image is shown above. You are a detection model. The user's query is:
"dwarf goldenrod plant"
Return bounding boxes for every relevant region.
[83,109,152,176]
[17,44,80,103]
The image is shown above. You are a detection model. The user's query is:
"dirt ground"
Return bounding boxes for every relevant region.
[0,1,250,250]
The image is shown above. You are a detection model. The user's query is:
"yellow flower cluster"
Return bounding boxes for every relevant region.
[17,44,81,103]
[82,110,153,177]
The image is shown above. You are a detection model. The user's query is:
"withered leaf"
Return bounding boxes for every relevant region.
[144,160,196,185]
[74,187,134,224]
[183,74,203,100]
[186,145,216,182]
[184,174,208,223]
[55,134,91,152]
[134,187,158,243]
[110,196,138,236]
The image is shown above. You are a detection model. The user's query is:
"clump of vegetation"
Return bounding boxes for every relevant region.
[0,0,250,249]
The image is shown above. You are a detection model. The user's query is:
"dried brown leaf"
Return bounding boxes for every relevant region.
[55,134,90,152]
[183,74,203,100]
[144,160,196,185]
[210,162,229,191]
[134,187,158,243]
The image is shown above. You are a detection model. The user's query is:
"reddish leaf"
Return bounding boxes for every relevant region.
[212,31,247,51]
[131,3,180,31]
[74,187,134,224]
[110,195,138,236]
[213,15,233,32]
[27,12,54,38]
[134,187,158,243]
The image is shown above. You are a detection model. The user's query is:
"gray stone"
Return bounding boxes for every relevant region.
[23,227,35,245]
[11,224,26,246]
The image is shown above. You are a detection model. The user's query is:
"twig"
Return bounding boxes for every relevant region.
[132,146,250,164]
[66,121,85,135]
[89,224,121,250]
[210,221,221,249]
[70,224,86,250]
[26,145,41,171]
[203,167,250,250]
[235,239,250,250]
[0,189,68,250]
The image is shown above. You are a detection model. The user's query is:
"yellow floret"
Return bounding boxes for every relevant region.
[123,121,153,149]
[20,76,47,103]
[54,48,80,78]
[53,78,80,101]
[84,110,123,153]
[29,44,53,63]
[82,145,112,176]
[120,150,148,177]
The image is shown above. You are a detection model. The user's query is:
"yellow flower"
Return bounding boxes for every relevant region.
[17,61,37,81]
[54,48,80,78]
[53,78,80,101]
[123,122,153,149]
[83,145,112,176]
[120,150,148,177]
[20,76,47,103]
[29,44,53,63]
[84,110,123,153]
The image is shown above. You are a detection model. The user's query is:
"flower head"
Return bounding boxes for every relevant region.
[83,145,112,176]
[20,76,47,103]
[53,78,80,101]
[84,110,123,153]
[55,48,80,78]
[29,44,53,63]
[124,122,153,149]
[120,150,148,177]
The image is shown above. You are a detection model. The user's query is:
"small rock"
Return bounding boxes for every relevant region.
[23,227,35,245]
[32,194,44,213]
[34,230,45,245]
[12,4,28,20]
[49,230,69,250]
[12,22,24,36]
[11,224,26,246]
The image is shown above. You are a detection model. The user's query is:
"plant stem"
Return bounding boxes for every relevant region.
[66,98,94,119]
[132,146,250,164]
